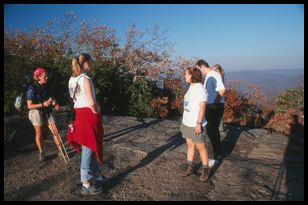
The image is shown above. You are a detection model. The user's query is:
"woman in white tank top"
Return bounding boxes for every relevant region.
[67,55,105,195]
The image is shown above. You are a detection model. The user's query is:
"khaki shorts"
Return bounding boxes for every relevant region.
[28,109,52,126]
[180,123,206,144]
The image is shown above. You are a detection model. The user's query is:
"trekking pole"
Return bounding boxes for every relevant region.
[49,115,70,164]
[48,114,70,164]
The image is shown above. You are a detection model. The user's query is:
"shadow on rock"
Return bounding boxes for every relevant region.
[272,114,304,201]
[102,132,184,193]
[103,118,163,142]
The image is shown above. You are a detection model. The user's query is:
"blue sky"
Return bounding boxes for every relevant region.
[4,4,304,71]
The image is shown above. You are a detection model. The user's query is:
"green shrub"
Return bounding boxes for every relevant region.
[4,54,164,118]
[91,63,133,115]
[127,76,161,117]
[265,87,304,135]
[4,54,37,116]
[4,54,71,116]
[275,87,304,114]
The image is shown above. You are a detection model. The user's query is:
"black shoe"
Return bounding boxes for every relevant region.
[80,185,102,196]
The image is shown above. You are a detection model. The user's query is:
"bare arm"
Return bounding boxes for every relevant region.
[197,101,206,124]
[27,99,51,109]
[195,101,206,134]
[83,77,99,113]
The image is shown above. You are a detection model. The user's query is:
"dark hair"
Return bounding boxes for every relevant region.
[186,66,203,83]
[196,59,209,68]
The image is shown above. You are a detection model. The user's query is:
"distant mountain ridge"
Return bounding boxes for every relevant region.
[225,68,304,97]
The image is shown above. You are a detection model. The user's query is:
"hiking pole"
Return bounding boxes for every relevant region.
[49,115,70,164]
[48,114,70,164]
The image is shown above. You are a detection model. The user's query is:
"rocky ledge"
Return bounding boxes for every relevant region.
[4,114,304,201]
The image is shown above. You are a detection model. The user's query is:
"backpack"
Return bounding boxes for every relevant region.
[14,75,33,112]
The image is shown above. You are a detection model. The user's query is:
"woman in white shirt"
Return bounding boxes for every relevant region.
[180,66,210,182]
[67,56,104,196]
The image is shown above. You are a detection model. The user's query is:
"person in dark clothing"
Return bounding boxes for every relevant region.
[196,60,225,168]
[26,67,61,161]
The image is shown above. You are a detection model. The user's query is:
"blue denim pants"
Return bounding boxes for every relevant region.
[80,145,101,183]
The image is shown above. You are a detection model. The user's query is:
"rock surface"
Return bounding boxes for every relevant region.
[4,114,304,201]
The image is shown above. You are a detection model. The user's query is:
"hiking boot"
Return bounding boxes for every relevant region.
[200,168,210,182]
[39,151,45,161]
[80,185,102,196]
[180,164,194,177]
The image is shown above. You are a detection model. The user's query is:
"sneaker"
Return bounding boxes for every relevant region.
[208,159,217,168]
[200,168,210,182]
[180,164,194,177]
[39,152,45,161]
[80,185,102,196]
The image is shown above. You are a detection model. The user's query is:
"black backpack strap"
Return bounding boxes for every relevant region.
[72,73,86,101]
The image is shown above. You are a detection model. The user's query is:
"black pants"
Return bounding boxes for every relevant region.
[205,103,224,159]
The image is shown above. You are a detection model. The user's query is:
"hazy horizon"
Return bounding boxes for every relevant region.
[225,67,304,73]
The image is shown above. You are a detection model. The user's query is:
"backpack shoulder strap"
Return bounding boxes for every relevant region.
[72,73,86,101]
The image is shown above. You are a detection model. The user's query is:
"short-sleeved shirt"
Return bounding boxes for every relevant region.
[26,82,54,113]
[182,83,207,127]
[204,70,225,104]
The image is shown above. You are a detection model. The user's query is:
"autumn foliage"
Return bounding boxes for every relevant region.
[4,12,304,135]
[223,80,272,127]
[223,88,243,122]
[265,87,304,135]
[150,97,169,118]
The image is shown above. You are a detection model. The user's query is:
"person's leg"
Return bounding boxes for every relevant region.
[91,153,106,181]
[33,125,44,153]
[196,143,210,181]
[212,126,221,159]
[219,118,224,133]
[80,146,95,186]
[210,105,222,159]
[206,106,219,159]
[29,109,45,159]
[215,104,225,157]
[204,125,214,160]
[195,143,208,166]
[90,154,101,177]
[90,153,108,186]
[180,139,195,177]
[218,104,225,133]
[186,138,195,162]
[80,146,102,195]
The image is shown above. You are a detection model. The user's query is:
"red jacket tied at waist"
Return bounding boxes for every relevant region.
[67,107,104,164]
